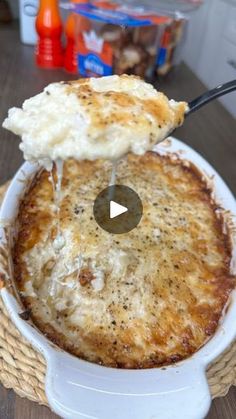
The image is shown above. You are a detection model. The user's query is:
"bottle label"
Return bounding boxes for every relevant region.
[77,30,113,77]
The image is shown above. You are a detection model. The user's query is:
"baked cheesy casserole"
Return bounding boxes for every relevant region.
[3,75,187,163]
[13,153,235,368]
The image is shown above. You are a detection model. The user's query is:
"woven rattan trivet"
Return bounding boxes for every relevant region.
[0,181,236,407]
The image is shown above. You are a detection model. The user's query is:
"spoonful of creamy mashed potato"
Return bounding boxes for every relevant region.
[2,75,188,165]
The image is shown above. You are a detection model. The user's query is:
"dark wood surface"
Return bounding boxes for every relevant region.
[0,22,236,419]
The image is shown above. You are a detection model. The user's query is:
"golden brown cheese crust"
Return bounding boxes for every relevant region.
[66,76,186,143]
[13,153,235,368]
[3,75,188,162]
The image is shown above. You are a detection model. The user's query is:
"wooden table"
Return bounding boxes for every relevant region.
[0,22,236,419]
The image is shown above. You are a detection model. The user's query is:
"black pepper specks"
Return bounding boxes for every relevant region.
[19,308,31,321]
[74,205,84,215]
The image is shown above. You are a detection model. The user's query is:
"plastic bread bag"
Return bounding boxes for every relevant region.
[122,0,203,14]
[115,0,204,76]
[61,0,171,78]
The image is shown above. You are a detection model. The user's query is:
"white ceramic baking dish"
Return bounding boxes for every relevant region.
[0,137,236,419]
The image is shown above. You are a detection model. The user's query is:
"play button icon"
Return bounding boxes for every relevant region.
[110,201,128,219]
[93,185,143,234]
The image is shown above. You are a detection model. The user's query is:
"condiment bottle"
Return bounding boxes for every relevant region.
[35,0,64,69]
[64,0,90,74]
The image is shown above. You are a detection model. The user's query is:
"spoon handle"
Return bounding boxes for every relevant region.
[187,79,236,115]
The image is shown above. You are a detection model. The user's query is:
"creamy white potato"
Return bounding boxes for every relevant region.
[2,75,188,163]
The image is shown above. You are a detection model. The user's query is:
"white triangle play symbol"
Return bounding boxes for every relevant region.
[110,200,128,219]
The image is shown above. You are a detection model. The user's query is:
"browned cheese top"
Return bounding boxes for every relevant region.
[13,153,235,368]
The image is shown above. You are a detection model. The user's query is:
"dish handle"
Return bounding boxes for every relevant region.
[45,350,211,419]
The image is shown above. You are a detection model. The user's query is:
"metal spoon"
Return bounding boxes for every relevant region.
[186,79,236,116]
[162,79,236,142]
